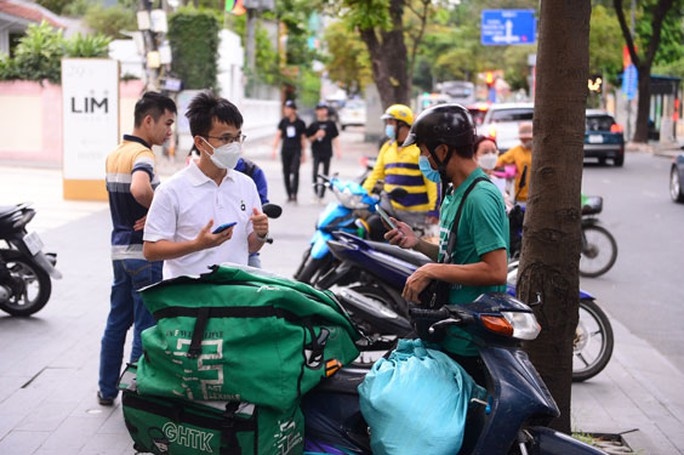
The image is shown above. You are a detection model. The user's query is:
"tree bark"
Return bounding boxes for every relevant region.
[358,0,410,108]
[517,0,590,433]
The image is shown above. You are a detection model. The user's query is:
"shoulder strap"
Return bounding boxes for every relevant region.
[442,176,490,264]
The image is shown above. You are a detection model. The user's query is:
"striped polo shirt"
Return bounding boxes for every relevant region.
[105,135,159,260]
[362,140,438,213]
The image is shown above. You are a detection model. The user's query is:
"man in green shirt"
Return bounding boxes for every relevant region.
[384,104,509,364]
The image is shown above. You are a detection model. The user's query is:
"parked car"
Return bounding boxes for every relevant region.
[338,99,366,130]
[670,153,684,203]
[479,102,534,152]
[584,109,625,167]
[467,102,491,126]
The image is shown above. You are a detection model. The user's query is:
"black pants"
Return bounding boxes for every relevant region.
[312,153,331,198]
[281,148,301,200]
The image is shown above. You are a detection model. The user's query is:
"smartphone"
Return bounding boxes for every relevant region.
[375,205,397,230]
[212,221,237,234]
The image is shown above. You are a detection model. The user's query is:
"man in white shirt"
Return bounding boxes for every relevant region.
[143,91,269,279]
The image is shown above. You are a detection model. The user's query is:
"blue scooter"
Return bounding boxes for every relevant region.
[293,174,378,286]
[323,232,614,382]
[304,289,607,454]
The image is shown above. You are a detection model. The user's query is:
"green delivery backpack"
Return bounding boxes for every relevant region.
[136,265,360,412]
[120,365,304,455]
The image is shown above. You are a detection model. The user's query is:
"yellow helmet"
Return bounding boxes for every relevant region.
[381,104,414,126]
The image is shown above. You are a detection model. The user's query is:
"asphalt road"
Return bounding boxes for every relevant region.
[579,151,684,375]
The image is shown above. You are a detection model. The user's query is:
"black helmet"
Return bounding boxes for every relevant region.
[403,103,475,150]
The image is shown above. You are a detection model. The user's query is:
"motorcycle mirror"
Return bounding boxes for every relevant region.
[262,204,282,219]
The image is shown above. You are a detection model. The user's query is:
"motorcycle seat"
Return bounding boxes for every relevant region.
[313,365,370,395]
[581,195,603,215]
[363,239,432,267]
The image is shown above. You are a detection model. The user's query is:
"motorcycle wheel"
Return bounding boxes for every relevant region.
[579,224,618,278]
[573,299,614,382]
[0,255,52,316]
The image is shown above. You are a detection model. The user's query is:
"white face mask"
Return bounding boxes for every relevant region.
[478,153,498,171]
[202,138,241,170]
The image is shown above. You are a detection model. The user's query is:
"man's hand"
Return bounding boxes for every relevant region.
[249,208,269,238]
[195,220,234,250]
[402,263,435,304]
[384,219,419,249]
[133,215,146,232]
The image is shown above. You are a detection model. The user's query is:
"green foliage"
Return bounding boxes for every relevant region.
[588,5,623,86]
[83,5,136,39]
[35,0,72,14]
[0,53,20,80]
[61,0,93,16]
[12,21,66,84]
[322,20,372,95]
[65,33,111,58]
[0,21,116,83]
[299,67,323,107]
[167,8,220,90]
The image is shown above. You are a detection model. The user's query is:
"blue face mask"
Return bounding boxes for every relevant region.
[419,155,441,183]
[385,124,396,141]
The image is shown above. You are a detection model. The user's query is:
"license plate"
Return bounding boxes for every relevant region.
[588,134,604,144]
[23,231,44,256]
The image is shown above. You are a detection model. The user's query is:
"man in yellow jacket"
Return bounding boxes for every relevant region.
[495,122,533,202]
[363,104,439,233]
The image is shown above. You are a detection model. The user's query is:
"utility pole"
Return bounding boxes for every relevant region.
[242,0,274,96]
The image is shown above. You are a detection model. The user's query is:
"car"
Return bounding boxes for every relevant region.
[479,102,534,152]
[467,102,491,126]
[338,99,366,130]
[670,153,684,203]
[584,109,625,167]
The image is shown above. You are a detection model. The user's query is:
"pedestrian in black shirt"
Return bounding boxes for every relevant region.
[307,102,340,202]
[272,100,307,203]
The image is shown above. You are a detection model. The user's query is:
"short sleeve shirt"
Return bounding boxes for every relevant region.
[277,117,307,152]
[143,161,262,279]
[438,168,510,356]
[306,120,339,158]
[105,135,160,260]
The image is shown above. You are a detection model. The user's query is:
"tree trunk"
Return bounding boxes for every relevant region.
[517,0,590,433]
[633,70,652,142]
[613,0,677,143]
[358,0,410,108]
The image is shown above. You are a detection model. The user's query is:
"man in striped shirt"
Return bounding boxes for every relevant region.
[363,104,439,232]
[98,92,176,406]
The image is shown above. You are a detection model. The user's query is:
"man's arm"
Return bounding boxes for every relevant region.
[247,208,269,254]
[332,136,342,159]
[143,220,232,261]
[362,145,387,193]
[271,130,282,159]
[130,170,154,208]
[402,249,508,303]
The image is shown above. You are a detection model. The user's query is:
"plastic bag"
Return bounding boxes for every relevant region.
[358,338,486,455]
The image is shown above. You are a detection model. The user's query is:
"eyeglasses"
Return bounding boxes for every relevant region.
[205,133,246,145]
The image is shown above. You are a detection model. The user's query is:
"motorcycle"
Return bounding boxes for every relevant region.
[304,289,606,454]
[504,166,617,278]
[0,203,61,316]
[322,232,614,382]
[293,174,380,286]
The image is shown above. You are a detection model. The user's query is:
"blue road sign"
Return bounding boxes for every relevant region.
[481,9,536,46]
[622,64,638,100]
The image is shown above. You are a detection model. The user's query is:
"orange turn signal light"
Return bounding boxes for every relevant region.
[481,315,514,337]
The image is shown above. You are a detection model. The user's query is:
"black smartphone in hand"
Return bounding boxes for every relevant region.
[375,206,397,230]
